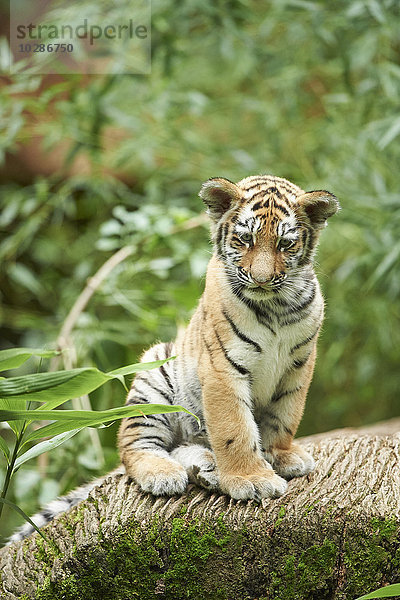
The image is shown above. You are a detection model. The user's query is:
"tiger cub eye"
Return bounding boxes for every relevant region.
[278,238,295,251]
[240,232,253,244]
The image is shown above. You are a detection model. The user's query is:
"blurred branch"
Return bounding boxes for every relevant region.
[51,244,135,369]
[51,213,207,370]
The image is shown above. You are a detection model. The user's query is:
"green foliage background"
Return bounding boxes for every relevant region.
[0,0,399,537]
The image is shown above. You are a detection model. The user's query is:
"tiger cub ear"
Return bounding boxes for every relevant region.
[199,177,242,221]
[296,190,340,229]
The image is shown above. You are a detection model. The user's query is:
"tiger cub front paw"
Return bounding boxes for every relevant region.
[220,470,287,501]
[265,443,315,480]
[133,456,189,496]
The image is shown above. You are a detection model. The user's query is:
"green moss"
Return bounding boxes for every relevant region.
[275,505,286,528]
[269,538,338,600]
[165,516,232,598]
[13,509,399,600]
[30,513,236,600]
[343,518,400,599]
[33,535,60,563]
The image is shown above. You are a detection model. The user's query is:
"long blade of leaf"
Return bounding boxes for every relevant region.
[0,398,26,435]
[0,368,109,403]
[15,428,84,469]
[355,584,400,599]
[21,420,88,444]
[0,358,173,411]
[0,497,48,542]
[0,404,197,429]
[108,357,175,377]
[0,404,194,422]
[0,434,10,463]
[0,348,59,372]
[21,417,118,444]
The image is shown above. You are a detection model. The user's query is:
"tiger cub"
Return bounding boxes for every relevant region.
[9,174,338,544]
[118,174,339,501]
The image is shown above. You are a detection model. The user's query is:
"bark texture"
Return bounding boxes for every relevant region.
[1,420,400,600]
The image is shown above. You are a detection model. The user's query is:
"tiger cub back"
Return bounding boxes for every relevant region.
[118,174,339,500]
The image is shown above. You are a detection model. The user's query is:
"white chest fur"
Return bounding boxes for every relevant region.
[226,286,324,405]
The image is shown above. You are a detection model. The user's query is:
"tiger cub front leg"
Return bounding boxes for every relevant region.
[260,346,317,480]
[202,378,287,501]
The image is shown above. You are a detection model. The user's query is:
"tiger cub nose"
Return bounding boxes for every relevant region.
[252,275,270,285]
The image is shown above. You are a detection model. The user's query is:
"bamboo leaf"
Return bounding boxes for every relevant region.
[0,397,26,435]
[21,420,90,444]
[0,348,59,372]
[0,404,195,428]
[0,497,48,542]
[0,368,109,404]
[108,357,176,377]
[355,584,400,599]
[0,358,174,411]
[15,429,83,469]
[0,434,10,463]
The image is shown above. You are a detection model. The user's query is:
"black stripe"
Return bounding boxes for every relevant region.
[262,409,281,433]
[159,363,174,394]
[125,420,157,429]
[261,410,293,437]
[243,182,266,192]
[126,414,170,427]
[42,509,55,520]
[292,351,312,369]
[222,308,262,352]
[216,223,224,252]
[136,435,167,446]
[135,445,166,451]
[251,201,263,211]
[229,285,277,336]
[275,204,290,217]
[290,327,319,354]
[279,284,316,320]
[126,395,149,405]
[213,325,250,376]
[255,312,276,336]
[136,381,173,404]
[142,413,170,426]
[164,341,174,357]
[202,332,220,372]
[271,386,303,403]
[293,358,307,369]
[222,222,230,246]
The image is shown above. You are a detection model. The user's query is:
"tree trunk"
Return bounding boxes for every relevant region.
[1,420,399,600]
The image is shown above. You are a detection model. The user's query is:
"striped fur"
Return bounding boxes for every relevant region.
[118,175,339,501]
[10,174,339,543]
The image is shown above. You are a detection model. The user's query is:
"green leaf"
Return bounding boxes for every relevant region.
[0,358,175,411]
[0,348,59,372]
[0,397,26,435]
[0,434,10,463]
[0,368,109,404]
[22,420,87,444]
[355,584,400,599]
[15,429,83,469]
[0,404,196,429]
[0,497,48,542]
[108,357,176,377]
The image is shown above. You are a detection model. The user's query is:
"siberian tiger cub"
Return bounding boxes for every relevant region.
[118,174,339,501]
[9,174,339,544]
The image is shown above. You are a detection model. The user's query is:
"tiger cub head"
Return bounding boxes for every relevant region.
[199,174,339,301]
